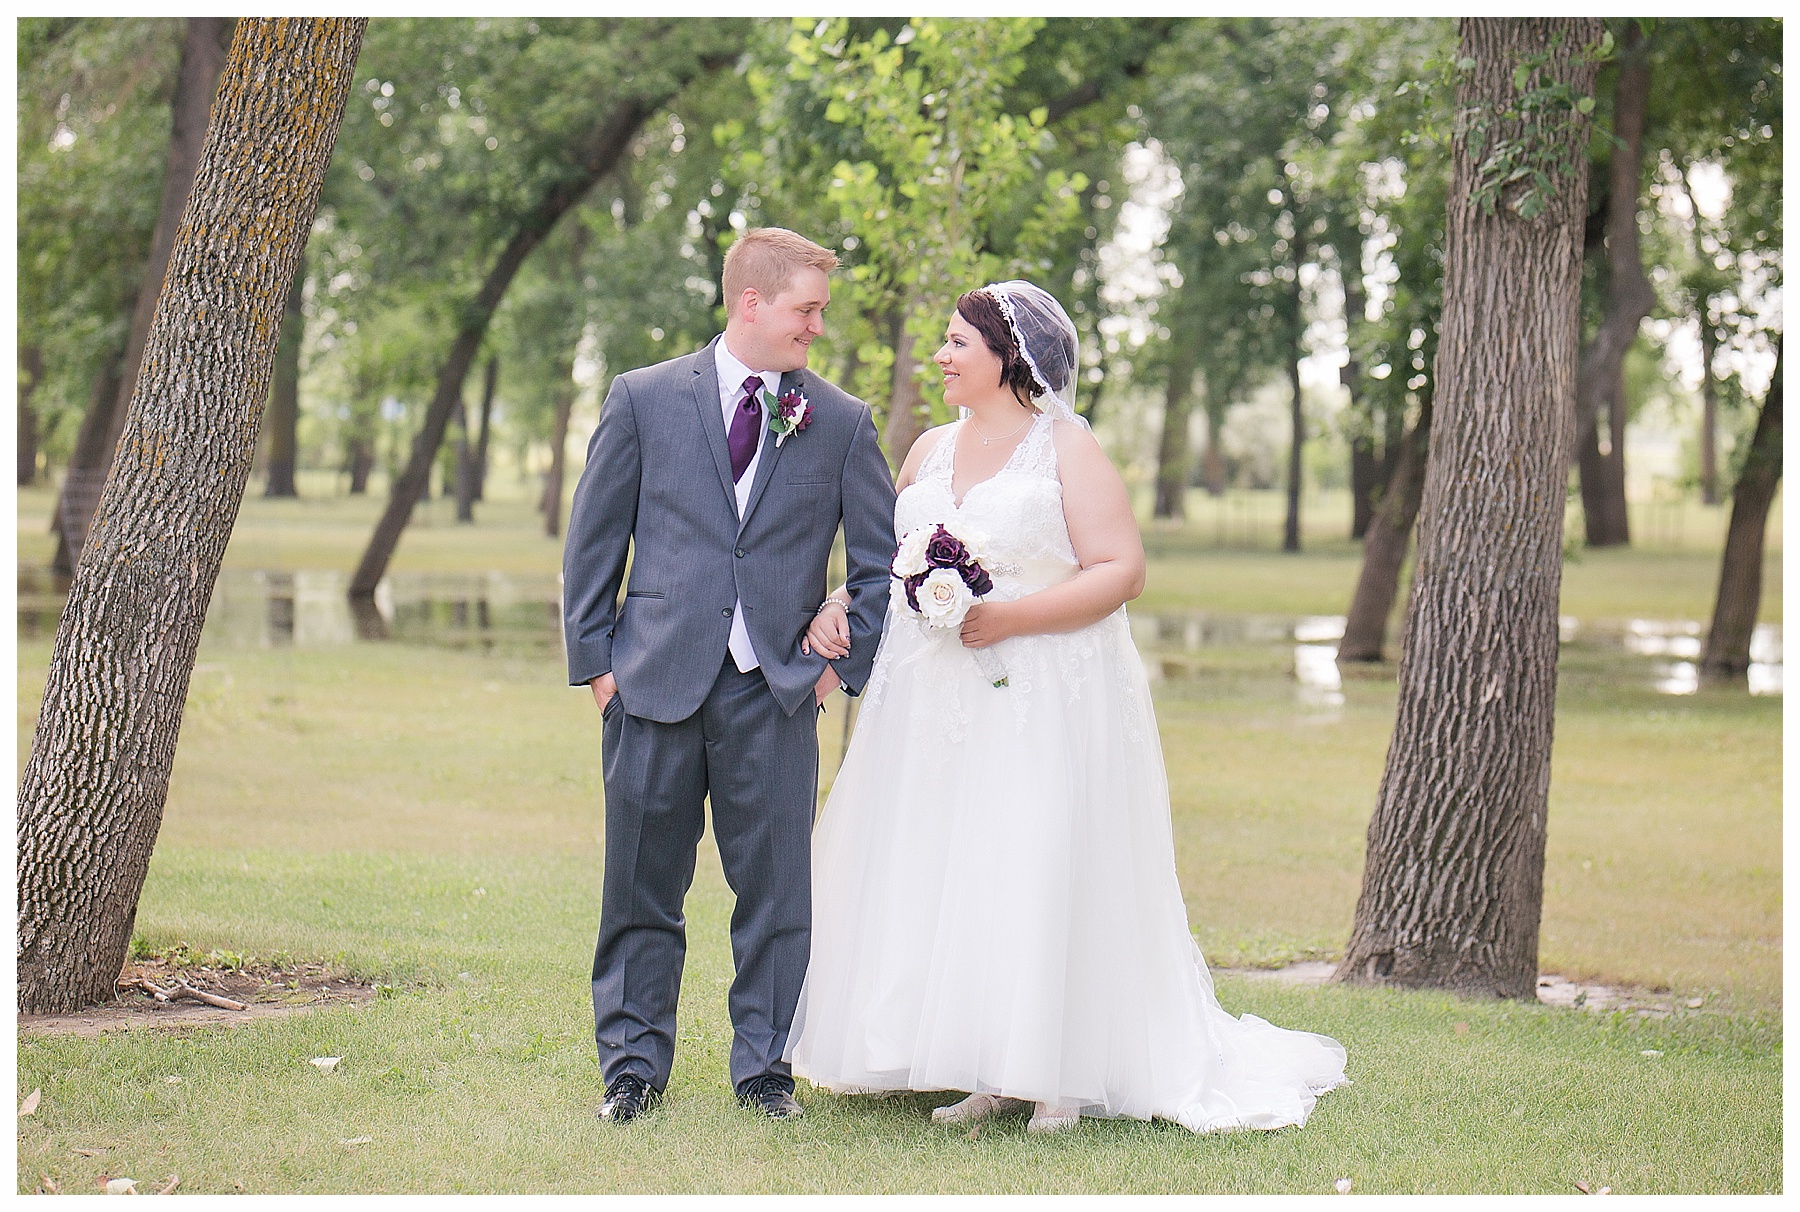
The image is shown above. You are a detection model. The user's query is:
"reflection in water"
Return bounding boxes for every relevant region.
[16,568,564,655]
[1128,607,1782,702]
[15,568,1783,702]
[1292,643,1345,708]
[1654,661,1700,696]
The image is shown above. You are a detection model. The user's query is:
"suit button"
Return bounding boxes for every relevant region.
[735,547,746,558]
[722,607,733,618]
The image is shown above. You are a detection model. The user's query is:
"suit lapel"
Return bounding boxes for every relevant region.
[737,368,801,534]
[691,341,738,517]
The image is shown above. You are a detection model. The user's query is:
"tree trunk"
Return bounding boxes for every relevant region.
[348,80,704,597]
[1338,398,1434,662]
[1700,340,1781,679]
[453,387,475,524]
[542,377,577,539]
[347,437,375,495]
[1572,20,1652,544]
[1579,363,1632,546]
[263,250,306,497]
[52,18,231,573]
[1153,353,1196,521]
[881,301,927,470]
[1698,318,1720,506]
[19,346,45,486]
[17,17,365,1016]
[473,354,497,502]
[1350,438,1380,540]
[50,353,125,577]
[1199,383,1228,496]
[1336,17,1600,1001]
[1340,238,1375,540]
[1283,206,1307,553]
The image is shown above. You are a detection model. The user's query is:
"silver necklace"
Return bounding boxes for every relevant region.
[969,411,1030,446]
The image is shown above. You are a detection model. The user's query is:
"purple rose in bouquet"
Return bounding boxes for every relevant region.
[889,521,1007,687]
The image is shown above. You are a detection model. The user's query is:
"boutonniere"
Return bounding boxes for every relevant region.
[762,388,813,447]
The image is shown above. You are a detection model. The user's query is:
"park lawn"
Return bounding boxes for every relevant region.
[19,480,1780,625]
[14,625,1781,1193]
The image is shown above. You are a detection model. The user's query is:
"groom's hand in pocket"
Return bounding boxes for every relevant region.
[589,672,618,714]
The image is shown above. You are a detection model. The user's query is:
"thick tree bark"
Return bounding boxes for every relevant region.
[17,17,365,1015]
[1337,18,1600,1000]
[50,18,231,574]
[1338,398,1434,663]
[263,251,306,497]
[1573,21,1653,547]
[348,70,718,597]
[1152,352,1197,521]
[19,346,45,486]
[1701,341,1781,679]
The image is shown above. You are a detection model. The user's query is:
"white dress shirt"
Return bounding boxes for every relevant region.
[714,336,781,673]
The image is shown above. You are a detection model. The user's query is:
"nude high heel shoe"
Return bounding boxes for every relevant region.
[931,1092,1032,1124]
[1026,1101,1081,1134]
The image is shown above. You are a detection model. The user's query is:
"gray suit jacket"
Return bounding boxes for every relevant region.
[563,339,897,722]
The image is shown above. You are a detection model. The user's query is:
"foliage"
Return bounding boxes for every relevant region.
[731,17,1094,424]
[15,18,179,456]
[1459,27,1611,221]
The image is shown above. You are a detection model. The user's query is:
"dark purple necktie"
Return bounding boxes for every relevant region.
[728,374,763,483]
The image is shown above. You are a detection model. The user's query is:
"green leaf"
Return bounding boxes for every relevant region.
[1575,96,1595,115]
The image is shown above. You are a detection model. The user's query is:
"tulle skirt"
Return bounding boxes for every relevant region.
[785,605,1348,1133]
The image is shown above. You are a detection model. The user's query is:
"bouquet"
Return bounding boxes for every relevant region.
[891,522,1008,688]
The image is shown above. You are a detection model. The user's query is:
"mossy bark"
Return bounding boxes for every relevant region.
[17,18,367,1015]
[1338,18,1601,1000]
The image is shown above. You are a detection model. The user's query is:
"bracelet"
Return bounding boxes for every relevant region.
[816,598,848,615]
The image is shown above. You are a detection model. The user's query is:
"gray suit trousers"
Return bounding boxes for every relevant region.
[591,658,818,1094]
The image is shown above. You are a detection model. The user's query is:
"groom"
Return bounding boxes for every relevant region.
[563,228,896,1122]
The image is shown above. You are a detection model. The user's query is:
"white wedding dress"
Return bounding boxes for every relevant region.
[785,414,1348,1133]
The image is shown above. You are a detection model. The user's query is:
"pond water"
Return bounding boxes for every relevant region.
[17,568,1782,702]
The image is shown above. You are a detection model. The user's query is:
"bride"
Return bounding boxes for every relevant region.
[784,281,1347,1134]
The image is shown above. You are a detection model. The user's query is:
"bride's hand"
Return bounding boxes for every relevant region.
[802,599,852,660]
[959,602,1015,649]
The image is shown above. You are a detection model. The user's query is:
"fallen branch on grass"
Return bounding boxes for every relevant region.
[118,977,170,1003]
[172,980,247,1011]
[115,975,247,1011]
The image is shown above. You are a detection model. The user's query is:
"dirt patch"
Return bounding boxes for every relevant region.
[17,957,380,1039]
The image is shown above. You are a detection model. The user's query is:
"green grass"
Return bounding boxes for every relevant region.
[14,480,1782,1193]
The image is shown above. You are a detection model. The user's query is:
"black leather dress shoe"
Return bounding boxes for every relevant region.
[597,1073,662,1123]
[737,1074,804,1119]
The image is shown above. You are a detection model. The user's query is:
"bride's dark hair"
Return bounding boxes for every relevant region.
[955,289,1046,407]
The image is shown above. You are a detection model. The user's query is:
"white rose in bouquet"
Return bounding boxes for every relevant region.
[914,567,974,628]
[891,526,931,577]
[955,526,992,564]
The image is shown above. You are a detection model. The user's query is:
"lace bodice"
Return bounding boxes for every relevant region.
[869,411,1145,744]
[895,413,1078,598]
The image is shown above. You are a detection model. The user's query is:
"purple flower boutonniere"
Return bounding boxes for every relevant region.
[763,388,813,447]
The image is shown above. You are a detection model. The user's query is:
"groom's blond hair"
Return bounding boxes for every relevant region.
[722,228,839,318]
